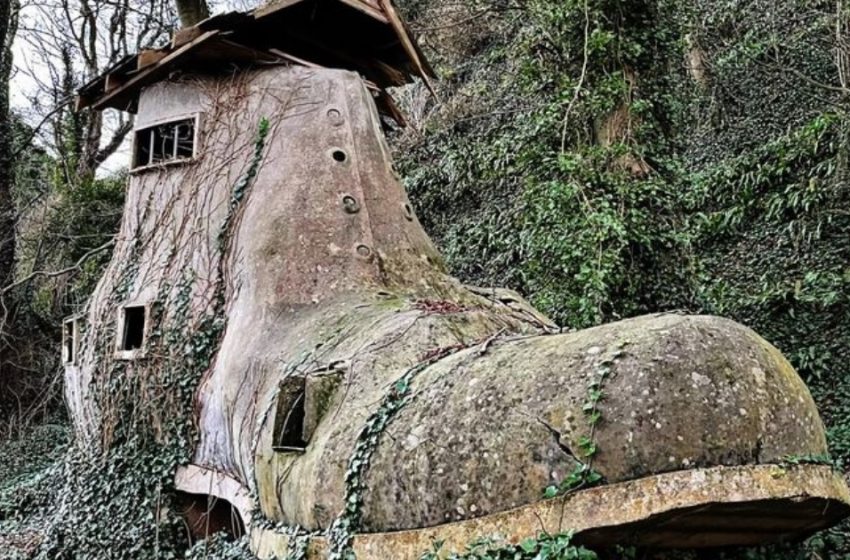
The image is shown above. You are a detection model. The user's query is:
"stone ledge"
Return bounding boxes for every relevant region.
[246,464,850,558]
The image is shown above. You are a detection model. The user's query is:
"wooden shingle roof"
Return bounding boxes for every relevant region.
[76,0,434,118]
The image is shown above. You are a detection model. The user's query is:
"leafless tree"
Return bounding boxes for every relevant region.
[0,0,175,431]
[16,0,175,183]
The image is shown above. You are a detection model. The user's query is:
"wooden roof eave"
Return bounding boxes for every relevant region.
[377,0,437,88]
[255,0,389,24]
[76,54,138,111]
[90,30,220,112]
[75,0,436,113]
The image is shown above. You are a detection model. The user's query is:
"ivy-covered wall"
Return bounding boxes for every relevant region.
[394,0,850,557]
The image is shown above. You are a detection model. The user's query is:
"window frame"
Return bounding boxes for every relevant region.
[273,375,308,453]
[272,363,346,453]
[130,113,202,172]
[62,314,85,366]
[114,301,155,360]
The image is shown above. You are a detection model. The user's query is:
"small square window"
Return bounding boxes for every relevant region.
[115,303,154,360]
[120,306,146,351]
[132,117,197,169]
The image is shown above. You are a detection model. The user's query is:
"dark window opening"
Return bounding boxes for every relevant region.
[120,306,146,351]
[63,320,75,364]
[279,392,307,449]
[133,118,195,168]
[274,378,307,452]
[176,492,245,542]
[135,129,152,167]
[175,121,195,158]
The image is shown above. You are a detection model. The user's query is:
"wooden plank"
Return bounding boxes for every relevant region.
[172,27,202,48]
[373,60,408,87]
[375,89,406,126]
[76,54,138,109]
[105,72,127,92]
[92,31,220,111]
[254,0,305,19]
[269,48,325,69]
[336,0,389,22]
[377,0,437,94]
[75,94,91,112]
[206,39,283,64]
[138,48,168,69]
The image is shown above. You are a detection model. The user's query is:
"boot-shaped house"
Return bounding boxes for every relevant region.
[71,1,849,557]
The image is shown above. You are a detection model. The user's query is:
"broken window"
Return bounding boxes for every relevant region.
[119,306,146,352]
[132,117,196,169]
[273,364,346,453]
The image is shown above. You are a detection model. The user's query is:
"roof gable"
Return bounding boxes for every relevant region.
[76,0,434,120]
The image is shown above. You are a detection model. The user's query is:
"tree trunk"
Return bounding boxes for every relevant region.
[0,1,19,426]
[175,0,210,28]
[0,1,18,291]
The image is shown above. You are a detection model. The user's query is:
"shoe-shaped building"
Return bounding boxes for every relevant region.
[70,1,850,557]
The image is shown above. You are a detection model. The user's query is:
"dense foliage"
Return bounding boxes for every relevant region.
[0,118,125,431]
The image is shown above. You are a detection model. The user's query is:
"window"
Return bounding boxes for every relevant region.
[115,302,156,360]
[274,376,307,452]
[273,364,346,453]
[119,306,146,352]
[280,390,307,450]
[63,321,75,364]
[62,316,83,365]
[133,117,196,169]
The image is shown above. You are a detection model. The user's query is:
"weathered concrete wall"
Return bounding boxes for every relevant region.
[361,313,826,530]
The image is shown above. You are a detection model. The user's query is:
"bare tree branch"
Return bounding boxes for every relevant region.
[1,237,115,295]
